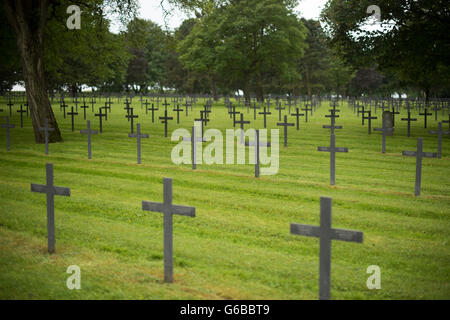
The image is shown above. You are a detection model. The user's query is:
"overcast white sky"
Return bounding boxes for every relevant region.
[121,0,328,31]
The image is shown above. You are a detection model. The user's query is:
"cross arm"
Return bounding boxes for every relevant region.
[402,151,417,157]
[290,223,320,237]
[172,204,196,217]
[331,228,363,243]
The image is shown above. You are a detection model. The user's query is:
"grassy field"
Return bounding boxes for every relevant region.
[0,97,449,300]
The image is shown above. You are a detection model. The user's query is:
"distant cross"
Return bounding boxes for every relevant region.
[234,113,251,143]
[245,129,271,178]
[275,103,285,121]
[229,105,240,127]
[277,115,295,147]
[73,96,79,112]
[318,133,348,186]
[61,103,68,119]
[143,100,151,115]
[290,197,363,300]
[374,125,394,154]
[290,108,305,131]
[401,111,417,137]
[250,102,260,120]
[183,122,206,170]
[1,116,15,151]
[363,110,377,134]
[90,97,96,112]
[125,107,139,134]
[259,107,271,128]
[31,163,71,254]
[391,107,400,127]
[94,108,106,133]
[80,103,89,120]
[129,123,149,164]
[142,178,195,283]
[432,104,441,121]
[173,104,184,124]
[183,100,190,116]
[6,98,13,116]
[80,120,98,159]
[195,110,210,127]
[16,104,26,128]
[67,107,79,132]
[402,137,437,196]
[147,103,158,123]
[361,109,371,126]
[419,108,432,128]
[159,110,174,138]
[356,105,364,119]
[39,119,55,155]
[123,100,132,120]
[301,104,312,122]
[429,122,449,158]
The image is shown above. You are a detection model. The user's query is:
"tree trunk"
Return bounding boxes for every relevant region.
[209,74,218,101]
[4,0,62,143]
[256,71,264,102]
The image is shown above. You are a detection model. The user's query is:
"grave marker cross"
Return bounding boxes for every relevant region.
[429,122,449,158]
[363,110,377,134]
[142,178,195,283]
[419,108,432,128]
[39,119,55,155]
[291,108,305,130]
[67,107,78,132]
[159,110,174,137]
[80,120,98,159]
[277,115,295,147]
[31,163,71,254]
[402,137,437,196]
[128,123,149,164]
[0,116,15,151]
[301,104,312,122]
[401,111,417,137]
[173,104,184,124]
[94,108,106,133]
[245,129,271,178]
[259,107,271,128]
[183,122,206,169]
[125,108,139,134]
[373,125,394,153]
[16,104,26,128]
[317,133,348,186]
[290,197,363,300]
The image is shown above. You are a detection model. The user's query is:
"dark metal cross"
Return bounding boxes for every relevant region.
[401,111,417,137]
[291,108,305,130]
[250,102,260,120]
[229,105,240,127]
[16,104,26,128]
[128,123,149,164]
[318,133,348,185]
[1,116,15,151]
[159,110,174,137]
[94,108,106,133]
[277,115,295,147]
[419,108,432,128]
[61,102,68,119]
[195,110,210,127]
[391,107,400,127]
[148,104,159,123]
[429,122,449,158]
[31,163,71,254]
[80,120,98,159]
[363,110,377,134]
[162,99,170,111]
[123,100,132,120]
[143,100,150,115]
[67,107,78,132]
[234,113,251,143]
[80,103,89,120]
[290,197,363,300]
[374,125,394,154]
[125,107,139,134]
[259,107,271,128]
[39,119,55,155]
[183,122,206,170]
[301,104,312,122]
[173,104,184,124]
[6,98,13,116]
[402,137,437,196]
[245,129,271,178]
[275,103,285,121]
[142,178,195,283]
[432,104,441,121]
[323,111,342,135]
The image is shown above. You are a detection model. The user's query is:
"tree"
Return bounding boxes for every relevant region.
[178,0,307,103]
[2,0,137,143]
[321,0,450,102]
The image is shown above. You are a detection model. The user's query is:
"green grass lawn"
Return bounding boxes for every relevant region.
[0,97,449,300]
